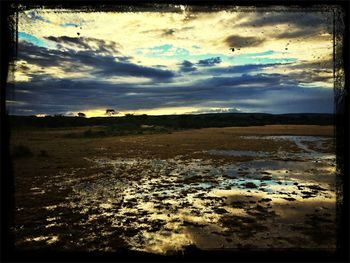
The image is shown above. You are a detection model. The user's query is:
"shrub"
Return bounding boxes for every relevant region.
[12,145,33,158]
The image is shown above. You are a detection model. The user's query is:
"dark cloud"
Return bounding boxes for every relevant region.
[239,12,329,28]
[9,69,333,116]
[143,27,195,37]
[179,60,197,72]
[188,108,242,114]
[276,29,328,39]
[18,42,65,67]
[18,41,175,80]
[203,73,296,88]
[225,35,265,48]
[185,6,231,13]
[45,36,122,54]
[244,87,334,114]
[197,57,222,67]
[11,37,333,115]
[280,60,334,84]
[46,36,91,49]
[208,61,333,85]
[238,12,332,40]
[91,57,175,79]
[288,71,333,84]
[9,78,181,115]
[209,63,285,75]
[163,29,176,36]
[289,59,333,71]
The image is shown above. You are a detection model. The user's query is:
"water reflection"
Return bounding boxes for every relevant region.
[17,135,336,253]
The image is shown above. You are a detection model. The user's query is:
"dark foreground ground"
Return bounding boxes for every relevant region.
[7,125,337,257]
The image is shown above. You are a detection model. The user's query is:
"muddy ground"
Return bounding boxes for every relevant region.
[10,125,337,254]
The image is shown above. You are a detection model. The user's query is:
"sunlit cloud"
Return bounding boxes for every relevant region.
[8,6,335,116]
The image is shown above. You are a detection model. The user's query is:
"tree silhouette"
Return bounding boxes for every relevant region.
[77,112,86,117]
[105,109,117,116]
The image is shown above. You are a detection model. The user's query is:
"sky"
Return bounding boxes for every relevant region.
[6,6,335,117]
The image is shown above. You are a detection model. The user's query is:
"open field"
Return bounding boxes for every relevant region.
[10,125,336,254]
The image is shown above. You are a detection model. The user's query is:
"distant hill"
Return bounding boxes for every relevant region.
[6,113,334,129]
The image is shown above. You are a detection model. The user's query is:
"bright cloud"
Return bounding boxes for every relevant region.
[7,6,336,116]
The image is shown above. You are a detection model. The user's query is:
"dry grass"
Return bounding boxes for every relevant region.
[10,124,335,194]
[10,124,334,165]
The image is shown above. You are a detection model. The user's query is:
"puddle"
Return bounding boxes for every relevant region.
[241,135,332,154]
[208,136,334,162]
[207,150,269,157]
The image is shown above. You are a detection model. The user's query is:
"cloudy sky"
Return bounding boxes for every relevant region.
[7,6,335,117]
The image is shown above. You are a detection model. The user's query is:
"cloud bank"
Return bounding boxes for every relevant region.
[7,7,334,117]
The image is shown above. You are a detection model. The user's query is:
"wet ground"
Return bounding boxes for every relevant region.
[13,131,337,254]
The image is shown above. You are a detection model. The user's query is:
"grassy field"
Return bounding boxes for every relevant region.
[9,125,336,254]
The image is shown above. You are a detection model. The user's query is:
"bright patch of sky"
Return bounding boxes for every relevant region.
[135,45,296,66]
[9,7,335,116]
[18,32,57,49]
[18,32,47,47]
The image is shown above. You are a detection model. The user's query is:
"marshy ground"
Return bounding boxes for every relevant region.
[10,125,337,254]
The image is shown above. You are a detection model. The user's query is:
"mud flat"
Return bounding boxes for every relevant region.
[11,125,337,254]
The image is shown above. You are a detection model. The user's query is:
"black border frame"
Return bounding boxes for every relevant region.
[1,1,349,262]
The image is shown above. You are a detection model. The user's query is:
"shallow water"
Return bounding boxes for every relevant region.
[16,135,336,253]
[207,150,269,157]
[207,136,334,162]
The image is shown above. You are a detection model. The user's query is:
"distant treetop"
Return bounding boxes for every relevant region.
[105,109,117,116]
